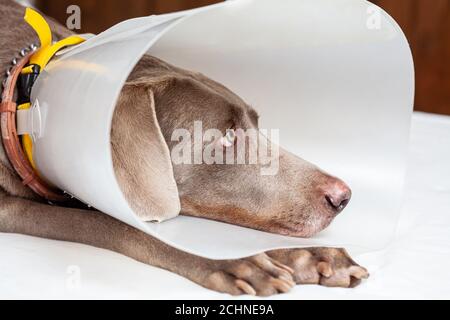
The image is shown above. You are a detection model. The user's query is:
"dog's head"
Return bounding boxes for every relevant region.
[111,55,351,238]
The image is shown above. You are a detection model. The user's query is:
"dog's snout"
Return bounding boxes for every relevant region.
[324,180,352,214]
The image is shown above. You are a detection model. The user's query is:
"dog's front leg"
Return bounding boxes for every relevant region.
[267,248,369,288]
[0,195,295,296]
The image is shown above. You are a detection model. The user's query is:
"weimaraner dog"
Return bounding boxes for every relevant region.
[0,0,368,296]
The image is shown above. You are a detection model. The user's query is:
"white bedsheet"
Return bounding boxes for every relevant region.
[1,112,449,300]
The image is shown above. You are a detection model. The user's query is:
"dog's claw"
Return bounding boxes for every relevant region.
[317,261,333,278]
[349,265,370,279]
[235,279,256,296]
[270,257,295,275]
[270,278,293,293]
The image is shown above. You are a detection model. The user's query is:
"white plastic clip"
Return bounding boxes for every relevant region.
[16,99,42,139]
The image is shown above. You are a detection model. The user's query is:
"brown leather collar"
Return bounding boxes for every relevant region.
[0,51,66,202]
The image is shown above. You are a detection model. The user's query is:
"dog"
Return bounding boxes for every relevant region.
[0,0,368,296]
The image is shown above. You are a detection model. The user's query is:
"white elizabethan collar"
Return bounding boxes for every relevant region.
[23,0,413,259]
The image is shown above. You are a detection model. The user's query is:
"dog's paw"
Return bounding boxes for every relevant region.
[267,247,369,288]
[204,253,296,296]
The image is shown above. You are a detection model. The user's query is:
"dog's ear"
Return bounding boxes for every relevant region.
[111,83,180,222]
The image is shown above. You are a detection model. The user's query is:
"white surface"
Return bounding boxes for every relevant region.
[1,112,449,300]
[29,0,414,259]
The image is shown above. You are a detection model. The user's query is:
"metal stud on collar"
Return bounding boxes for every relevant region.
[20,47,30,57]
[2,43,38,90]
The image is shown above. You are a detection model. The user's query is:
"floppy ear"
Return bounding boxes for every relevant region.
[111,83,180,222]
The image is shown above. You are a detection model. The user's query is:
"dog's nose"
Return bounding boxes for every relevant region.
[324,181,352,214]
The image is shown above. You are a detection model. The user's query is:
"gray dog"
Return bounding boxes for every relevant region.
[0,0,368,296]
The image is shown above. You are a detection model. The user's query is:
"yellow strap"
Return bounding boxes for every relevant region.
[19,8,86,169]
[24,8,52,49]
[24,8,85,70]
